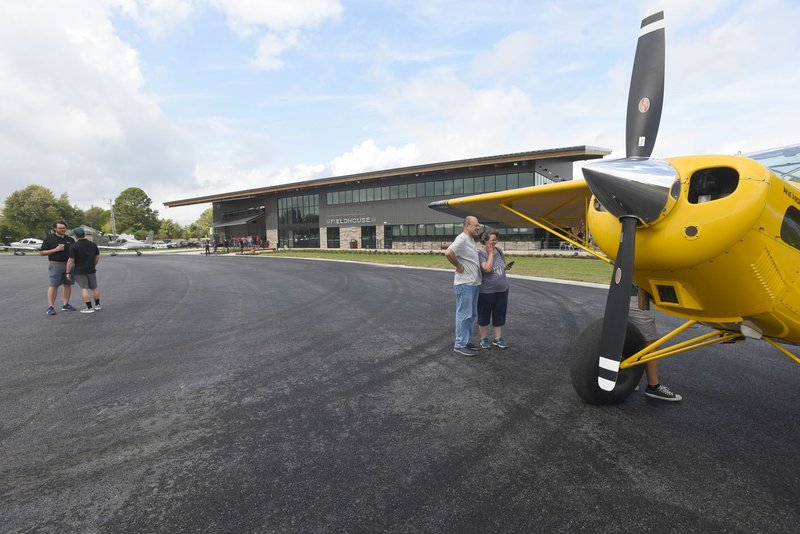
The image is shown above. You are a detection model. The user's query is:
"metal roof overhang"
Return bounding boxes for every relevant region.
[165,145,611,208]
[212,213,264,228]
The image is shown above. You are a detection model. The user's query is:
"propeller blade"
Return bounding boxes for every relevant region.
[626,10,665,158]
[596,216,637,391]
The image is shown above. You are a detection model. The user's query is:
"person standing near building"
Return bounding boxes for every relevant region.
[65,227,102,314]
[477,230,511,350]
[39,220,76,316]
[444,216,482,356]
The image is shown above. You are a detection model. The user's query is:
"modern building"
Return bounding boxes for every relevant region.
[164,146,610,251]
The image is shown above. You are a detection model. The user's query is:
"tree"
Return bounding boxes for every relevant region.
[0,210,25,242]
[2,185,60,237]
[113,187,159,234]
[55,193,84,228]
[195,207,213,237]
[84,206,110,232]
[159,219,184,239]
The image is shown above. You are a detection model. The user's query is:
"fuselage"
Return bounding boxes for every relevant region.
[588,154,800,343]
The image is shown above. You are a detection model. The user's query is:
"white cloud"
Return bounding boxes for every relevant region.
[375,73,540,162]
[0,1,194,220]
[211,0,343,70]
[113,0,193,37]
[250,30,298,70]
[470,31,538,79]
[211,0,343,34]
[328,139,420,176]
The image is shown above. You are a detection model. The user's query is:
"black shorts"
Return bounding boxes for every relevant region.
[477,290,509,327]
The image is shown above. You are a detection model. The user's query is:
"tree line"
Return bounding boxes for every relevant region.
[0,185,211,241]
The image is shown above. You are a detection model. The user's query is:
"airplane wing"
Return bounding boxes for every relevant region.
[0,244,41,254]
[428,178,592,229]
[428,178,608,260]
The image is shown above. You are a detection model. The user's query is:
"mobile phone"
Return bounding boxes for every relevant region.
[506,261,515,270]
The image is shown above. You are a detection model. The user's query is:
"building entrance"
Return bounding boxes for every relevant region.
[361,226,376,249]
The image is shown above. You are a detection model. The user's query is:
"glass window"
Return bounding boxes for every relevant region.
[327,227,340,249]
[781,205,800,250]
[507,173,518,189]
[382,186,390,200]
[443,180,453,195]
[463,178,473,194]
[366,188,374,202]
[453,179,463,195]
[359,189,367,203]
[485,175,496,191]
[326,192,333,205]
[338,191,345,204]
[417,183,426,197]
[496,174,506,191]
[434,223,444,236]
[408,224,417,236]
[425,223,434,236]
[434,181,444,196]
[474,176,484,193]
[520,172,534,188]
[345,190,353,204]
[425,182,435,197]
[390,185,398,199]
[398,184,408,199]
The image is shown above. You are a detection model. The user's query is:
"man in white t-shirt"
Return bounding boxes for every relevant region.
[444,216,482,356]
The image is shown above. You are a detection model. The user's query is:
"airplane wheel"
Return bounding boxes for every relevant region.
[570,318,646,405]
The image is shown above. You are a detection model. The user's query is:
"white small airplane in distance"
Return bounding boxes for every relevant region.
[98,231,155,256]
[0,238,43,255]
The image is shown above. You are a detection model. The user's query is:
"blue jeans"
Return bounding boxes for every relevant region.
[454,284,480,348]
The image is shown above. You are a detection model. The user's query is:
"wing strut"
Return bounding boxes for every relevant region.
[499,203,611,263]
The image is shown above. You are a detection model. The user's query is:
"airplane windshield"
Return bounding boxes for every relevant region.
[747,144,800,182]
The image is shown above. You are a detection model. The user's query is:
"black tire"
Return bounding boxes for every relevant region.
[570,318,646,405]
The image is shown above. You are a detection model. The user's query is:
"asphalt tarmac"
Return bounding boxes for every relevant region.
[1,253,798,533]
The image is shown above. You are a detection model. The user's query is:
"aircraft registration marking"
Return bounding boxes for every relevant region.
[782,186,800,205]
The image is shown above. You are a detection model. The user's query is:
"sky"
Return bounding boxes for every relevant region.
[1,0,798,225]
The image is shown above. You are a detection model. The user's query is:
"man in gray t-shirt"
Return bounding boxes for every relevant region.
[445,216,482,355]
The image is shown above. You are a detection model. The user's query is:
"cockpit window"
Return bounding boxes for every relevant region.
[748,144,800,182]
[780,205,800,251]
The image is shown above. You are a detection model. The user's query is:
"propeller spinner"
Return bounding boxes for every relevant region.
[582,10,668,391]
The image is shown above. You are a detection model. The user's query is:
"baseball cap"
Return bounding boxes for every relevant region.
[73,227,85,237]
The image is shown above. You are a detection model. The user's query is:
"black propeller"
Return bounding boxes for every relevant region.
[626,10,665,159]
[582,10,667,391]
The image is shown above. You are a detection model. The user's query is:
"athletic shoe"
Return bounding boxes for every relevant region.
[480,337,491,349]
[46,306,56,316]
[465,342,481,351]
[80,308,95,314]
[62,303,77,311]
[492,337,509,349]
[644,384,682,402]
[454,346,477,356]
[93,305,102,311]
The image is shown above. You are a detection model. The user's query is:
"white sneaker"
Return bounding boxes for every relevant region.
[80,308,95,314]
[93,305,102,310]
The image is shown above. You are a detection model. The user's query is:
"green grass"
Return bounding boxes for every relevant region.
[265,250,612,284]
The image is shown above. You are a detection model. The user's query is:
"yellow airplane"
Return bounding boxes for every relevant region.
[430,10,800,404]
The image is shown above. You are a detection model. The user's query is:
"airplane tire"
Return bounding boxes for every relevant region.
[570,318,646,405]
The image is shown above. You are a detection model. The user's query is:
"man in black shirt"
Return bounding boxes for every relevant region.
[66,227,101,314]
[39,220,76,316]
